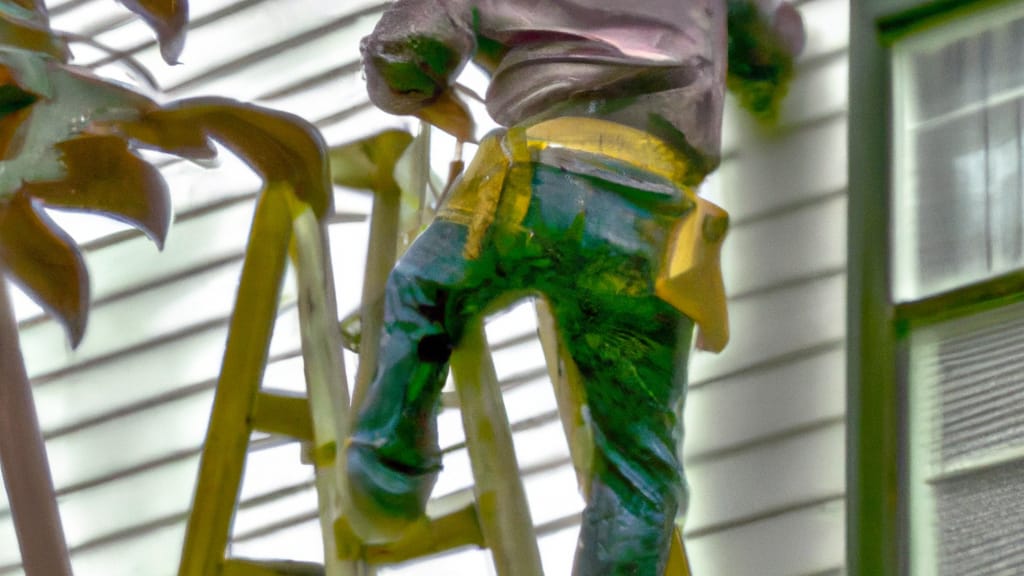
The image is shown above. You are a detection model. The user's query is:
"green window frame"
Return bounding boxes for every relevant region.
[850,1,1024,575]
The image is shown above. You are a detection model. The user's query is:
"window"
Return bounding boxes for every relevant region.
[850,2,1024,575]
[890,4,1024,575]
[907,301,1024,575]
[892,2,1024,301]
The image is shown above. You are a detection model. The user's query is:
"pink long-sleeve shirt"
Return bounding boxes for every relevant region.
[362,0,728,172]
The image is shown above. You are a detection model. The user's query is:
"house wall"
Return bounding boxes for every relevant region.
[0,1,850,574]
[684,0,850,573]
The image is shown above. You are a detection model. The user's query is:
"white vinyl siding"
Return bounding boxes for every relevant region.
[685,0,849,573]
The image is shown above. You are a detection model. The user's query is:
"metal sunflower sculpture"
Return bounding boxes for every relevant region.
[0,3,331,575]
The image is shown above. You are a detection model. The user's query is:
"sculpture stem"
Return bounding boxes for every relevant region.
[0,277,74,576]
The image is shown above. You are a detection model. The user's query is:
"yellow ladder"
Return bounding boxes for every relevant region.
[176,129,541,576]
[177,128,692,576]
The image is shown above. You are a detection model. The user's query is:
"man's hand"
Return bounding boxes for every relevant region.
[726,0,806,120]
[756,0,806,57]
[415,90,476,143]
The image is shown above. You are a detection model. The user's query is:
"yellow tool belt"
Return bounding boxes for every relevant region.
[438,117,730,352]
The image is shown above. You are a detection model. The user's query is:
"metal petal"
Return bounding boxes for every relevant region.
[329,129,414,192]
[0,12,69,62]
[24,135,172,248]
[0,193,88,347]
[150,97,332,216]
[118,0,189,65]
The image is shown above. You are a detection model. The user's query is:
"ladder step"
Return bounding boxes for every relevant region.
[334,498,485,564]
[251,391,314,442]
[221,558,324,576]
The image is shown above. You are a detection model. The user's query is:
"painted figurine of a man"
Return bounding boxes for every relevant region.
[344,1,804,573]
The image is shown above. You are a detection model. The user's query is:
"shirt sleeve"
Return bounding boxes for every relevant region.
[360,0,476,115]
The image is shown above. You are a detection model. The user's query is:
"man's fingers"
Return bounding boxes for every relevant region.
[415,90,476,143]
[773,3,806,57]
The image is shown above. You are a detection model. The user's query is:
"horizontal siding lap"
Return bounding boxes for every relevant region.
[717,116,848,224]
[86,200,257,304]
[169,24,369,101]
[57,455,200,551]
[686,2,850,567]
[231,484,320,540]
[689,273,846,382]
[66,521,185,576]
[88,0,383,92]
[780,54,850,128]
[722,194,847,297]
[685,421,845,533]
[258,65,366,121]
[684,347,845,459]
[230,517,327,562]
[45,392,213,492]
[687,498,845,576]
[32,324,229,433]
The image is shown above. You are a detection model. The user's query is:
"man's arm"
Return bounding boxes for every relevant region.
[726,0,805,120]
[361,0,477,140]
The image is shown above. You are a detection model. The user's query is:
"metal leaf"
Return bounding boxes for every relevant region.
[138,97,331,216]
[24,135,171,248]
[118,0,188,65]
[0,11,69,62]
[0,55,191,347]
[414,90,474,143]
[329,129,414,192]
[0,53,162,201]
[0,192,87,346]
[99,105,215,161]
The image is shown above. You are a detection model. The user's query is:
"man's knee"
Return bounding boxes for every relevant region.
[576,479,677,574]
[384,260,447,318]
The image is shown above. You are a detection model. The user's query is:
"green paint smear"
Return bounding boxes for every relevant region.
[373,35,462,97]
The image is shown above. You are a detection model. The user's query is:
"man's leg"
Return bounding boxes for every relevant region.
[346,218,502,540]
[512,163,695,573]
[549,290,693,575]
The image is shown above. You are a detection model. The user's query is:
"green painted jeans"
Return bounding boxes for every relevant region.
[349,160,694,575]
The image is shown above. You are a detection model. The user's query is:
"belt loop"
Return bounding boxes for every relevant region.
[462,134,510,260]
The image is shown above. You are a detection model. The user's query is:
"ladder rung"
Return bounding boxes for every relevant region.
[251,391,314,442]
[334,498,486,564]
[221,558,325,576]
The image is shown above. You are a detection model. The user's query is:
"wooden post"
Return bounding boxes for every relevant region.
[178,185,293,576]
[289,201,360,576]
[450,319,543,576]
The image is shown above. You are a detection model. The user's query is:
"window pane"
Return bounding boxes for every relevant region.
[910,112,988,292]
[910,33,987,121]
[934,459,1024,575]
[913,302,1024,470]
[987,20,1024,97]
[894,4,1024,301]
[987,101,1024,270]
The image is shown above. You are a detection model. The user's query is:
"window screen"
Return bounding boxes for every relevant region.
[893,4,1024,302]
[909,300,1024,575]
